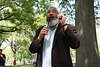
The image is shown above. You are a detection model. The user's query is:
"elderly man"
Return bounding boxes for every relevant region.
[29,7,80,67]
[0,49,6,66]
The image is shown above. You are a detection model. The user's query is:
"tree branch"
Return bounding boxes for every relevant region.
[0,22,23,33]
[0,28,18,33]
[0,6,6,11]
[14,1,22,8]
[0,14,14,21]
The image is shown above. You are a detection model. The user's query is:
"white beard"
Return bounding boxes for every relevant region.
[48,18,59,26]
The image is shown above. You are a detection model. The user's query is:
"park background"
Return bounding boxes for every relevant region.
[0,0,100,67]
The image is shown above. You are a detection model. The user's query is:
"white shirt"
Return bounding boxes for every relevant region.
[42,24,58,67]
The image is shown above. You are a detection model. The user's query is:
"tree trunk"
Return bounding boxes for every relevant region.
[19,55,22,64]
[75,0,100,67]
[20,59,21,64]
[14,53,16,59]
[14,53,16,65]
[0,44,1,48]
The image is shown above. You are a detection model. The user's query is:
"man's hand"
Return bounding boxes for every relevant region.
[1,55,3,58]
[57,10,68,30]
[0,55,6,61]
[57,10,66,26]
[37,26,49,42]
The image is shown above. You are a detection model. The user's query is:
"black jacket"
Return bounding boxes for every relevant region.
[29,23,80,67]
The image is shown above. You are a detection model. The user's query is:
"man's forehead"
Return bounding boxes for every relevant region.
[46,7,59,14]
[48,8,57,11]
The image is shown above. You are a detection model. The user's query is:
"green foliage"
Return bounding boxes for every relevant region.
[94,0,100,23]
[1,44,14,62]
[0,0,50,33]
[0,0,49,47]
[0,32,10,47]
[59,0,75,22]
[12,31,32,61]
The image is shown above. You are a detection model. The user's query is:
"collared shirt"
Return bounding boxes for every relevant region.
[42,23,59,67]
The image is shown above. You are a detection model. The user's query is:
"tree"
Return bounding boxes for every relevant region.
[7,34,18,65]
[16,33,32,64]
[75,0,100,67]
[0,0,49,48]
[6,31,32,64]
[0,0,49,33]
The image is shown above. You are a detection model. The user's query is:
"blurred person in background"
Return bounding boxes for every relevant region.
[0,49,6,66]
[33,55,37,67]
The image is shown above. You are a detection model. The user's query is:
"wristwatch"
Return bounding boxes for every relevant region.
[62,24,68,27]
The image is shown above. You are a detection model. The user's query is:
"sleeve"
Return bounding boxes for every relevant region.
[29,30,40,53]
[2,54,6,59]
[29,27,43,53]
[64,24,80,49]
[4,54,6,58]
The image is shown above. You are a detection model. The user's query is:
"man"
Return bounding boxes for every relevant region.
[0,49,6,66]
[29,7,80,67]
[33,55,37,67]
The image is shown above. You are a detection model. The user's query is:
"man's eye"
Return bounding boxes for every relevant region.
[52,10,56,13]
[47,11,50,14]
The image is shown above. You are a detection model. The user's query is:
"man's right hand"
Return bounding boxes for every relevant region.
[37,26,49,43]
[0,55,3,58]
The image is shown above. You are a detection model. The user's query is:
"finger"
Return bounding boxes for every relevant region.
[57,14,59,17]
[43,28,49,32]
[41,28,49,34]
[60,10,63,14]
[58,14,63,20]
[42,30,48,33]
[57,14,61,19]
[43,26,49,30]
[42,29,48,32]
[42,31,48,35]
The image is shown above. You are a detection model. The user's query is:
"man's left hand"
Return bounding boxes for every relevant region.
[57,10,66,26]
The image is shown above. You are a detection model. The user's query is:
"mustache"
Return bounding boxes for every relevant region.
[50,14,54,18]
[48,16,54,18]
[47,17,55,22]
[47,17,58,23]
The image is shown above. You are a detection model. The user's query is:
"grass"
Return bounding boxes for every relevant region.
[6,64,33,67]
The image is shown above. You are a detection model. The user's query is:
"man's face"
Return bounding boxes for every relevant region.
[47,8,58,20]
